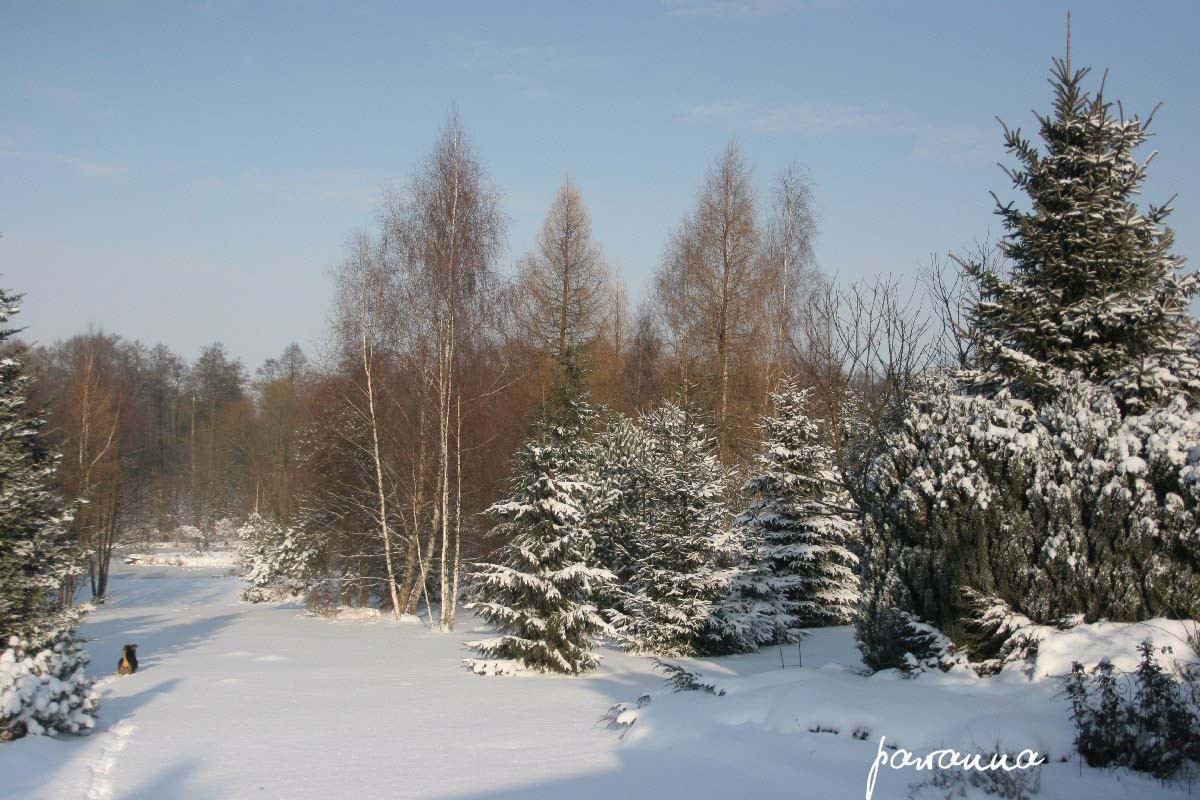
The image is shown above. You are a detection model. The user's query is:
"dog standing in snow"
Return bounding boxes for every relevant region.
[117,644,138,675]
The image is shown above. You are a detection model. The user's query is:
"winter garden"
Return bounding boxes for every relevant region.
[3,9,1200,800]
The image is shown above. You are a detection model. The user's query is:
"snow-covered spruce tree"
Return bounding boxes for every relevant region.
[857,58,1200,672]
[722,381,859,648]
[614,402,740,657]
[237,512,317,603]
[466,353,613,674]
[961,57,1200,412]
[0,285,97,741]
[586,414,651,616]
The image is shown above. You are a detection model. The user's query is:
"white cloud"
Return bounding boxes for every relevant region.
[442,35,607,100]
[679,100,895,135]
[678,100,998,165]
[661,0,849,17]
[0,149,126,178]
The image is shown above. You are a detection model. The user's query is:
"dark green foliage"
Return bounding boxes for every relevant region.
[963,59,1200,411]
[650,658,726,696]
[722,381,859,649]
[0,284,96,740]
[0,288,78,646]
[858,57,1200,671]
[612,402,738,657]
[466,351,612,674]
[1064,642,1200,781]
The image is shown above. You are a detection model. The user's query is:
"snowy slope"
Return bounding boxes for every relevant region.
[0,564,1189,800]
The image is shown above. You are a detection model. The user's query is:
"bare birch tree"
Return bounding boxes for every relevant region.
[390,111,505,632]
[655,140,764,455]
[333,232,406,619]
[761,164,818,393]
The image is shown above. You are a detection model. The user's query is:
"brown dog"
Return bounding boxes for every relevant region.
[117,644,138,675]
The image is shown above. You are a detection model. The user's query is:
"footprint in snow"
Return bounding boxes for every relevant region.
[85,720,136,800]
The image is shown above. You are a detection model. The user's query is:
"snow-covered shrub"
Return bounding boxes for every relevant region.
[650,658,726,696]
[212,517,239,548]
[861,56,1200,673]
[176,524,208,551]
[908,747,1043,800]
[0,627,99,741]
[598,698,648,739]
[960,590,1041,676]
[237,513,317,603]
[1063,641,1200,781]
[858,381,1200,670]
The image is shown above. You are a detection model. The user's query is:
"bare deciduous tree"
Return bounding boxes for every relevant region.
[390,111,505,632]
[515,176,610,366]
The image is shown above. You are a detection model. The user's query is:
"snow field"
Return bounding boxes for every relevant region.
[0,563,1192,800]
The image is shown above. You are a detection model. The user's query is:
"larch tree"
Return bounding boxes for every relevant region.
[655,141,770,457]
[515,176,610,370]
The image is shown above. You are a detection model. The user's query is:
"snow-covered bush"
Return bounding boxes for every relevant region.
[857,381,1200,670]
[860,56,1200,672]
[1063,641,1200,781]
[237,513,317,603]
[0,627,99,741]
[176,524,209,551]
[212,517,239,548]
[908,747,1043,800]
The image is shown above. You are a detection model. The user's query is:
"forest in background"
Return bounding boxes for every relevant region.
[23,123,924,619]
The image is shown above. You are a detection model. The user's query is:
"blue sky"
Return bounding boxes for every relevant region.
[3,0,1197,370]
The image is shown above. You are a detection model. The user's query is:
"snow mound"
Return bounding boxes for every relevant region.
[123,548,238,569]
[463,658,524,677]
[1005,617,1197,679]
[326,607,384,622]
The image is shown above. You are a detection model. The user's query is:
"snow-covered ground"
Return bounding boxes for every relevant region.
[0,562,1191,800]
[121,544,239,570]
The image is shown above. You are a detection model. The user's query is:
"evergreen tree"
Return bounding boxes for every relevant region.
[857,55,1200,671]
[586,415,650,615]
[466,352,612,674]
[723,381,859,648]
[963,57,1200,412]
[237,512,317,603]
[0,284,97,740]
[615,402,738,656]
